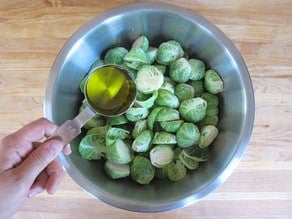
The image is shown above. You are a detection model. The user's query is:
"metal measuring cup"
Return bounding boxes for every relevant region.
[51,65,137,145]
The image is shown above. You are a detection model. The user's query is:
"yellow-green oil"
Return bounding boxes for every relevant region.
[85,66,136,116]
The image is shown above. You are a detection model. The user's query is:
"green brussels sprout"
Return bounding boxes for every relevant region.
[155,89,180,108]
[174,83,195,102]
[146,47,158,63]
[160,81,175,93]
[152,132,177,144]
[150,145,174,167]
[201,92,219,106]
[132,35,149,52]
[166,160,187,182]
[125,107,149,122]
[199,125,219,148]
[189,59,205,80]
[132,130,153,152]
[78,134,106,160]
[130,156,155,184]
[135,90,158,109]
[147,106,165,130]
[155,64,166,75]
[190,80,205,97]
[173,147,183,160]
[123,47,151,70]
[104,160,130,179]
[135,65,164,94]
[197,115,219,127]
[104,47,128,65]
[159,120,183,133]
[179,97,207,123]
[156,108,180,122]
[106,127,129,146]
[176,122,200,148]
[107,114,128,126]
[106,139,132,164]
[184,146,210,162]
[86,125,109,138]
[201,92,219,116]
[88,59,104,73]
[169,58,192,83]
[179,149,199,170]
[204,69,224,94]
[156,40,184,65]
[155,167,168,179]
[132,119,148,139]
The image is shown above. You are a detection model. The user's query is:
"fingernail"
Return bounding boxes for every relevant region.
[47,138,64,155]
[28,190,39,198]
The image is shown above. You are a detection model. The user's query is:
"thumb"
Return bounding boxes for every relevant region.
[16,138,64,184]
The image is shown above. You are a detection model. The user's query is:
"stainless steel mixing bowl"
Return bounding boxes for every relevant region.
[45,2,255,212]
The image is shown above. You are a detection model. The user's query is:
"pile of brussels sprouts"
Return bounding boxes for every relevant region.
[77,36,223,184]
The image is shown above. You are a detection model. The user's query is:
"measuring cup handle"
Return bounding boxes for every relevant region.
[50,120,82,145]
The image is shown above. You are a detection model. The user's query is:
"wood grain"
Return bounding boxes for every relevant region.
[0,0,291,218]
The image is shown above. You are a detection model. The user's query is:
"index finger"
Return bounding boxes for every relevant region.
[12,118,58,144]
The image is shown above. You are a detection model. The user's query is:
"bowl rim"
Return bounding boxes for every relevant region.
[44,2,255,212]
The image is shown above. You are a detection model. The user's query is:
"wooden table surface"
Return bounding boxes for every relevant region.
[0,0,291,218]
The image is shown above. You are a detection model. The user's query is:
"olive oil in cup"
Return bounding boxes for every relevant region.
[51,65,137,145]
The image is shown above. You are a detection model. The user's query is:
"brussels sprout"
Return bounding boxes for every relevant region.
[106,139,132,164]
[169,58,191,83]
[147,106,165,130]
[88,59,104,73]
[135,90,158,109]
[199,125,219,148]
[159,119,183,133]
[156,108,180,122]
[86,125,109,138]
[176,122,200,148]
[174,83,195,102]
[132,130,153,152]
[132,119,148,139]
[201,92,219,116]
[201,92,219,106]
[179,97,207,123]
[152,132,177,144]
[104,47,128,65]
[150,145,174,167]
[155,64,166,75]
[190,80,205,97]
[132,35,149,52]
[179,149,199,170]
[197,115,219,127]
[135,65,164,94]
[123,47,151,70]
[155,167,168,179]
[107,114,128,126]
[204,69,224,94]
[106,127,129,146]
[78,134,106,160]
[189,59,205,80]
[166,160,187,182]
[104,160,130,179]
[184,146,210,162]
[160,81,175,93]
[156,40,184,65]
[125,107,149,122]
[173,147,183,160]
[130,156,155,184]
[155,89,179,108]
[146,47,158,63]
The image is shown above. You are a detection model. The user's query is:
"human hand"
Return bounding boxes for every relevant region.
[0,118,70,219]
